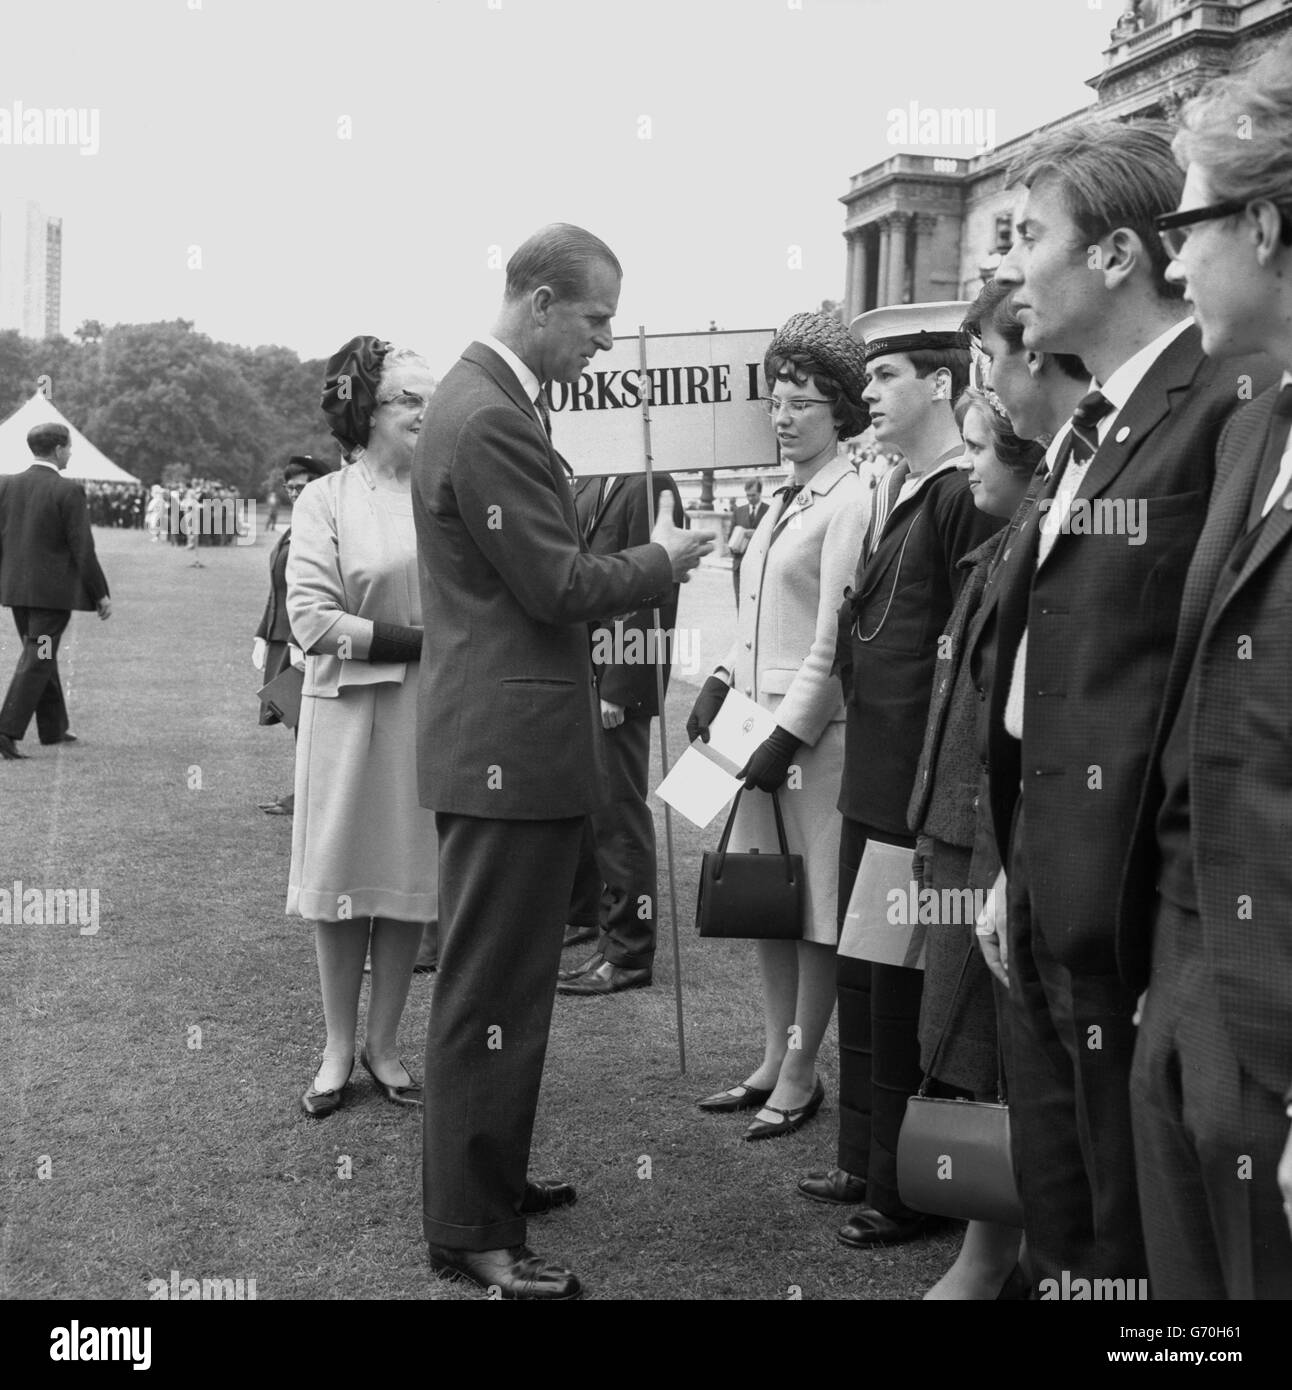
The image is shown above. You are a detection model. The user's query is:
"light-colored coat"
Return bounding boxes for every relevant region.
[720,454,866,943]
[286,456,417,699]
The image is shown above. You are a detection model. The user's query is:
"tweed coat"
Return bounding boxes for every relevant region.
[719,454,865,942]
[1118,381,1292,1101]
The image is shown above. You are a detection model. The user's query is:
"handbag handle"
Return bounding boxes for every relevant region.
[712,788,797,885]
[918,925,1007,1105]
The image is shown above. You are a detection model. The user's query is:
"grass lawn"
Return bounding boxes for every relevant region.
[0,525,962,1301]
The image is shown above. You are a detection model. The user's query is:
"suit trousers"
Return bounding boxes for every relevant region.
[1131,898,1292,1299]
[731,559,742,609]
[568,716,657,971]
[423,812,584,1251]
[836,815,924,1217]
[1005,799,1146,1287]
[0,606,71,743]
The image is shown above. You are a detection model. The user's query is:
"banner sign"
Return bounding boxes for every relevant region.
[547,328,775,477]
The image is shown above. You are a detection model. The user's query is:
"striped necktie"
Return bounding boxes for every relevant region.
[1048,389,1115,494]
[534,389,552,438]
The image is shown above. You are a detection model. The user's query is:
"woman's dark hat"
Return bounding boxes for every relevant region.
[766,311,869,408]
[321,335,391,452]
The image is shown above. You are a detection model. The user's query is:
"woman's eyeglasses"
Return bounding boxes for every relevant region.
[759,397,832,418]
[377,391,427,410]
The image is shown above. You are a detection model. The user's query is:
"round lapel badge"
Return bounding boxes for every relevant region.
[1115,426,1131,444]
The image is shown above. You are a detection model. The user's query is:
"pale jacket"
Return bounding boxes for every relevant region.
[722,454,865,745]
[286,456,416,699]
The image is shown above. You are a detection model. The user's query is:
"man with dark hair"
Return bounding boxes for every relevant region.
[798,301,1001,1247]
[413,223,711,1299]
[728,478,768,609]
[0,423,111,759]
[973,116,1276,1290]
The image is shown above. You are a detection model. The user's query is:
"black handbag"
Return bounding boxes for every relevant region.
[896,937,1024,1227]
[695,789,804,940]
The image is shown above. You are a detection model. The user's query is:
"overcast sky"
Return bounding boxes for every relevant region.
[1,0,1121,375]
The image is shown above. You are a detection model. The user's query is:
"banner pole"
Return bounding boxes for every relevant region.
[638,325,687,1076]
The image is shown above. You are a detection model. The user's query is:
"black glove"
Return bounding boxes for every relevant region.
[912,833,935,891]
[368,621,423,663]
[736,725,801,793]
[686,675,730,743]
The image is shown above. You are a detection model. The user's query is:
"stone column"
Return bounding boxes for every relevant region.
[912,213,939,303]
[876,218,892,309]
[887,212,910,305]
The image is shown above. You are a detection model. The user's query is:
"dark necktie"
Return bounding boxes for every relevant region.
[1048,389,1115,495]
[1244,384,1292,532]
[534,389,552,439]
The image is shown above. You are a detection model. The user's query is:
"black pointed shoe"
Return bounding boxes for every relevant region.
[300,1057,354,1118]
[837,1206,950,1248]
[742,1077,825,1141]
[427,1243,582,1301]
[361,1050,423,1107]
[696,1082,773,1114]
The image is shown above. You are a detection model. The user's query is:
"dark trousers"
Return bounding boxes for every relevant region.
[835,816,924,1217]
[0,606,71,743]
[731,560,742,609]
[1131,898,1292,1299]
[1005,800,1146,1287]
[567,715,657,971]
[422,812,583,1251]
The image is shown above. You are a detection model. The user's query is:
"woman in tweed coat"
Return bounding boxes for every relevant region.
[688,313,869,1141]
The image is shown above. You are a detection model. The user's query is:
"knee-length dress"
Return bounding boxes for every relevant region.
[721,455,865,945]
[285,459,437,924]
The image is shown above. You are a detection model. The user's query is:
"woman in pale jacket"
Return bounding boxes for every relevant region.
[287,334,438,1118]
[688,312,868,1140]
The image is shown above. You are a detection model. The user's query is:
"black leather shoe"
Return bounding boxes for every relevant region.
[558,950,602,982]
[361,1049,422,1107]
[0,734,27,760]
[562,922,597,949]
[42,731,78,745]
[797,1167,867,1205]
[300,1058,354,1118]
[556,960,652,995]
[743,1077,825,1141]
[837,1206,948,1249]
[520,1178,577,1214]
[427,1243,581,1301]
[696,1082,773,1114]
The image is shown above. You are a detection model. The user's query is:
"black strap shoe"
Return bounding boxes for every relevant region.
[427,1244,581,1300]
[696,1082,773,1114]
[742,1077,825,1141]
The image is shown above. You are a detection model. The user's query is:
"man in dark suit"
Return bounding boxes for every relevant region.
[973,119,1276,1290]
[412,224,712,1300]
[0,422,111,759]
[799,302,1001,1246]
[557,469,684,994]
[1118,40,1292,1298]
[729,478,768,609]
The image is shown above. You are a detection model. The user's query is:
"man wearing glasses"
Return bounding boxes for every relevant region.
[973,117,1275,1292]
[1118,35,1292,1299]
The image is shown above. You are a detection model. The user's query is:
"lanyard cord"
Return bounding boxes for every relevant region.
[852,513,920,643]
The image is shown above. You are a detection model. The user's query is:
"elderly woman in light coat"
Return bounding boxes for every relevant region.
[688,312,869,1140]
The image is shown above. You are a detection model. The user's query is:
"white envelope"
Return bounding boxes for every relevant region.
[705,688,776,769]
[655,746,741,828]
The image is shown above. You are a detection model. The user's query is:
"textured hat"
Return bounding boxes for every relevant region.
[321,334,391,453]
[765,311,870,409]
[850,301,972,363]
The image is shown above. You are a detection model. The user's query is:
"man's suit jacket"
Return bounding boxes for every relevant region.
[981,324,1275,973]
[573,472,683,719]
[730,500,769,567]
[0,464,109,611]
[255,527,295,644]
[412,342,674,821]
[836,464,1002,836]
[1118,383,1292,1098]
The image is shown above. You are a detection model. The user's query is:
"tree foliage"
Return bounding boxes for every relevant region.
[0,320,404,493]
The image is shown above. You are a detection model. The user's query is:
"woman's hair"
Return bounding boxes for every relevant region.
[1006,118,1185,301]
[1173,35,1292,241]
[955,388,1044,477]
[763,352,869,439]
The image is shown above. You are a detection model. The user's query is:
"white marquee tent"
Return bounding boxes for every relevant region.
[0,393,140,482]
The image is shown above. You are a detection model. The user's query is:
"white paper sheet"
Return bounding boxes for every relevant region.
[706,688,776,768]
[655,746,741,828]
